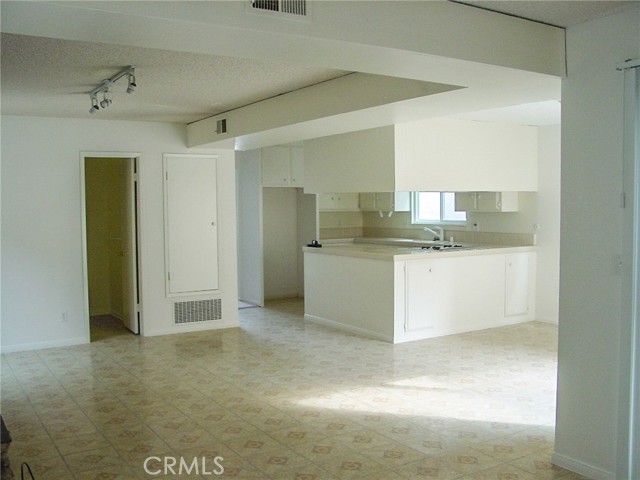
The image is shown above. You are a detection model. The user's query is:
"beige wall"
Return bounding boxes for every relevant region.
[85,158,127,318]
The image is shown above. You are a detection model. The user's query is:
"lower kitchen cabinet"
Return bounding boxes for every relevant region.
[304,247,536,343]
[404,255,505,339]
[505,252,533,316]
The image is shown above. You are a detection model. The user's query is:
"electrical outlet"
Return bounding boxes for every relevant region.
[61,312,69,323]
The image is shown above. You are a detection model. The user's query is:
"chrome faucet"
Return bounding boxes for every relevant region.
[423,225,444,241]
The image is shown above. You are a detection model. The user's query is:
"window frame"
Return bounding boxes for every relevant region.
[410,191,467,225]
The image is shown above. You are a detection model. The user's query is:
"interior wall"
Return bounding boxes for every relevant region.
[236,149,264,306]
[263,187,299,299]
[535,126,561,324]
[296,190,318,297]
[1,115,238,352]
[555,6,640,479]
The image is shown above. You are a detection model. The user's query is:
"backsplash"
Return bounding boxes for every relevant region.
[319,193,538,246]
[361,226,535,246]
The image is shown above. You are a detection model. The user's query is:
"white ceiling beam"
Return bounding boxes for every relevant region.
[0,1,565,81]
[187,73,462,148]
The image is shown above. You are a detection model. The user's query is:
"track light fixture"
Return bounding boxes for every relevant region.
[89,95,100,114]
[88,66,136,114]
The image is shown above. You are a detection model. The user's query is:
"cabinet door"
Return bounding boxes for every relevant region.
[164,155,219,295]
[319,193,360,211]
[405,261,443,334]
[336,193,360,211]
[318,193,335,210]
[455,192,477,211]
[290,147,304,187]
[359,193,376,211]
[262,146,291,186]
[505,254,530,316]
[475,192,499,212]
[375,192,394,211]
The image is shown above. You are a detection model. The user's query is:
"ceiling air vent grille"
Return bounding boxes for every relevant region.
[174,299,222,324]
[251,0,307,16]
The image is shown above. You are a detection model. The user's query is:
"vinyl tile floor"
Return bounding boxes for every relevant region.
[1,299,588,480]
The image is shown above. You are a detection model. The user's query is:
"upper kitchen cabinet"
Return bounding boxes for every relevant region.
[318,193,360,211]
[304,118,538,193]
[261,145,304,187]
[360,192,411,212]
[454,191,519,212]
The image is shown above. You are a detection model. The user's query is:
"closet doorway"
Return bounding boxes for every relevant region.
[82,154,141,339]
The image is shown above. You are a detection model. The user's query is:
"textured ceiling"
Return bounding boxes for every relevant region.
[454,0,638,27]
[1,2,637,126]
[0,33,348,124]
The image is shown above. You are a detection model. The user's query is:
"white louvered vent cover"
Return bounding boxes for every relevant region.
[174,299,222,324]
[251,0,307,16]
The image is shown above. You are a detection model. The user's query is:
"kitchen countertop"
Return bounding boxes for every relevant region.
[303,238,536,261]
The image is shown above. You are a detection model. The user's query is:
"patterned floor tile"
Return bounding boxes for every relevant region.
[0,299,572,480]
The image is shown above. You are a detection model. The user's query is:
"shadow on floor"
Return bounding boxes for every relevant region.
[90,314,132,342]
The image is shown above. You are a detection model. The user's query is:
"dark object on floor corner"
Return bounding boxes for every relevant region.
[1,415,14,480]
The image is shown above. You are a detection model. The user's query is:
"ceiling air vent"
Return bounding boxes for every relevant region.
[251,0,307,16]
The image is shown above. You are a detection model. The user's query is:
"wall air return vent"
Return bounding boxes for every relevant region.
[174,299,222,324]
[251,0,307,17]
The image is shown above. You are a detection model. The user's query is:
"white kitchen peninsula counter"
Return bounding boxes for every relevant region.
[303,241,536,343]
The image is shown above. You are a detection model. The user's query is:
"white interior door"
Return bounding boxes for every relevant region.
[165,155,219,295]
[121,158,139,333]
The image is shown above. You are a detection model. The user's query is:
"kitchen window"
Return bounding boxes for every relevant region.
[411,192,466,224]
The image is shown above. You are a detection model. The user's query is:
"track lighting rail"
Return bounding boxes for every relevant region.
[89,66,136,114]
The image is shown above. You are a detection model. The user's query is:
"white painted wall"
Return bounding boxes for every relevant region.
[262,188,299,299]
[394,118,538,192]
[535,126,561,324]
[555,6,640,479]
[1,116,238,352]
[236,149,264,306]
[296,190,318,297]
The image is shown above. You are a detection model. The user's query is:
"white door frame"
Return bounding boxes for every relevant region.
[617,59,640,479]
[80,151,143,340]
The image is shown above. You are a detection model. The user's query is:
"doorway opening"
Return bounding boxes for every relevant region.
[82,154,141,341]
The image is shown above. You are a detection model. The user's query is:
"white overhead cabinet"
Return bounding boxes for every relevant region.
[454,191,519,212]
[261,145,304,187]
[318,193,360,211]
[359,192,410,212]
[304,118,538,193]
[164,154,219,296]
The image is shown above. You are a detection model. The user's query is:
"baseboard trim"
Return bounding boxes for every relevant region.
[1,336,88,353]
[144,320,240,337]
[304,314,393,343]
[536,316,559,324]
[552,452,615,480]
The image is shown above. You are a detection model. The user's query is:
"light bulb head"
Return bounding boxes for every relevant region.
[127,74,137,94]
[100,90,111,108]
[89,96,100,114]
